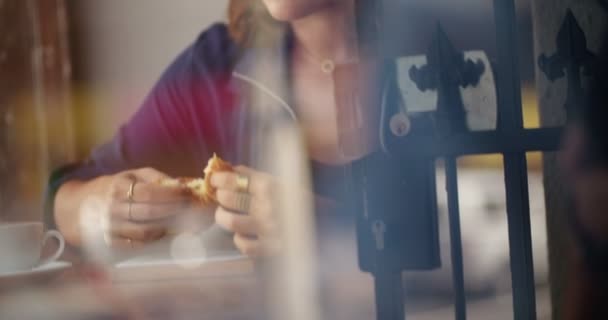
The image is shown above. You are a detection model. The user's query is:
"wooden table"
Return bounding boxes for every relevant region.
[0,257,261,320]
[0,230,552,320]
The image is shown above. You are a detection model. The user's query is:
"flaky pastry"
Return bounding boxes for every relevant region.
[159,153,233,205]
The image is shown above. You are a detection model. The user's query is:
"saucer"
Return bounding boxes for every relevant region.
[0,261,72,279]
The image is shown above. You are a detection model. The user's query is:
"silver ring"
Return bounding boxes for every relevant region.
[235,193,251,213]
[126,237,133,248]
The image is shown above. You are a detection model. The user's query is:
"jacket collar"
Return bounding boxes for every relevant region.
[231,32,297,120]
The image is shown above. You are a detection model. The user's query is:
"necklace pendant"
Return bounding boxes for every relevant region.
[321,59,335,74]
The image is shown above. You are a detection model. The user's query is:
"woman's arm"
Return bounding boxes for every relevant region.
[48,24,237,248]
[55,168,214,248]
[54,177,109,246]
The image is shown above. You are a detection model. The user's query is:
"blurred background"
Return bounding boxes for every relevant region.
[67,0,228,152]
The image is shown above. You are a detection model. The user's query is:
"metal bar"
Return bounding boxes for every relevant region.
[494,0,524,130]
[493,1,537,319]
[357,1,408,320]
[445,158,467,320]
[502,154,537,320]
[391,127,562,158]
[374,272,405,320]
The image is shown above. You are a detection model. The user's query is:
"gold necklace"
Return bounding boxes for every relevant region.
[321,60,336,74]
[298,45,358,74]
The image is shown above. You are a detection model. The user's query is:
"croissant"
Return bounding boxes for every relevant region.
[159,153,233,205]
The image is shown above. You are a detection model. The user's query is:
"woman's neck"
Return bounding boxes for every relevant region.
[290,2,358,63]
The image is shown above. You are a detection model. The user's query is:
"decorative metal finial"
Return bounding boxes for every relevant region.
[409,24,485,135]
[538,9,596,118]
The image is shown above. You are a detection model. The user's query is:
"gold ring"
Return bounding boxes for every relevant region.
[235,193,251,213]
[127,179,136,220]
[235,175,250,193]
[127,179,136,202]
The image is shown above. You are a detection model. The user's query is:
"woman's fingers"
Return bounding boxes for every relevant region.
[215,207,259,237]
[110,181,189,204]
[132,167,172,183]
[97,167,215,249]
[110,168,190,204]
[131,183,190,203]
[103,233,147,250]
[215,190,272,218]
[210,167,274,197]
[211,166,282,258]
[110,202,186,221]
[215,206,277,239]
[233,233,281,258]
[104,219,169,242]
[215,190,252,213]
[233,233,262,257]
[233,165,269,180]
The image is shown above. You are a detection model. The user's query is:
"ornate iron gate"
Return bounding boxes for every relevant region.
[354,1,591,319]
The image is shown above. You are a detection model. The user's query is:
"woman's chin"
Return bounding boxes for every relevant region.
[263,0,331,22]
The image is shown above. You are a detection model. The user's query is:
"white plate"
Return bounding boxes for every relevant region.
[0,261,72,278]
[114,252,245,269]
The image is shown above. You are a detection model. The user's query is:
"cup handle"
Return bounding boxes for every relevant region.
[40,230,65,265]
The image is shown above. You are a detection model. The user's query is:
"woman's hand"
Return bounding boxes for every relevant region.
[87,168,214,250]
[210,166,281,257]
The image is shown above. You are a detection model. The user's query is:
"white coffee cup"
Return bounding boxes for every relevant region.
[0,222,65,273]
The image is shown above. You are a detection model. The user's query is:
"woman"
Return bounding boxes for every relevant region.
[50,0,440,268]
[49,0,378,256]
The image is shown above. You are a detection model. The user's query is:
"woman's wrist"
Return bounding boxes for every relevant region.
[54,176,110,246]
